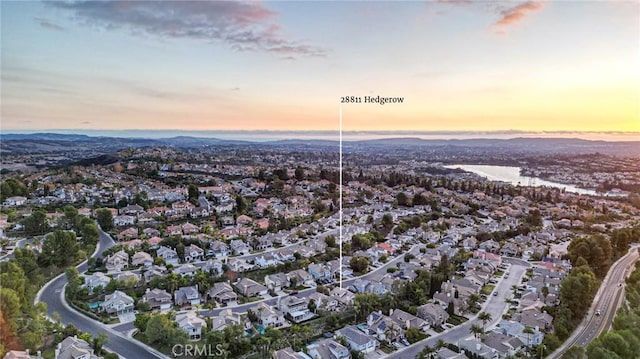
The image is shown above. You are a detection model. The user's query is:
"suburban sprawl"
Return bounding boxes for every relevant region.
[1,136,639,359]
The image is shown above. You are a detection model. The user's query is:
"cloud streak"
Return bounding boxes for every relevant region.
[46,1,324,57]
[34,17,65,31]
[493,1,544,28]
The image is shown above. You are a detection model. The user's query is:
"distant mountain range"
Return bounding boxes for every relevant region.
[1,132,638,156]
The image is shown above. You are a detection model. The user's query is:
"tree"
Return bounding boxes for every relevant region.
[81,223,100,247]
[354,293,381,322]
[478,312,492,330]
[40,230,79,268]
[405,327,423,344]
[235,195,247,214]
[0,178,28,202]
[397,192,410,207]
[22,210,48,235]
[470,324,484,341]
[92,332,109,354]
[295,166,305,181]
[349,256,369,273]
[325,235,336,248]
[188,184,199,204]
[95,208,114,231]
[381,213,393,230]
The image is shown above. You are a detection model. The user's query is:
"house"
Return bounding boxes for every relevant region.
[458,338,496,359]
[199,259,223,276]
[306,339,350,359]
[389,308,428,331]
[117,227,138,241]
[147,236,162,248]
[114,271,140,284]
[105,250,129,272]
[236,214,253,225]
[207,282,238,305]
[272,348,307,359]
[308,263,331,282]
[250,302,286,328]
[265,273,290,292]
[230,239,251,255]
[132,251,153,267]
[255,253,279,268]
[114,215,136,227]
[435,347,467,359]
[184,244,204,262]
[493,320,544,347]
[483,332,525,357]
[210,308,244,332]
[166,225,182,236]
[181,222,200,235]
[157,245,179,264]
[83,272,111,293]
[307,292,338,312]
[3,196,27,206]
[330,287,355,308]
[334,326,378,353]
[278,296,315,323]
[416,303,450,328]
[235,278,268,297]
[144,265,167,283]
[478,240,500,253]
[209,240,230,258]
[119,204,144,215]
[174,286,201,307]
[101,290,134,315]
[366,311,405,343]
[513,308,553,332]
[500,242,520,257]
[175,311,207,340]
[287,269,315,287]
[174,263,198,277]
[142,288,173,313]
[54,336,99,359]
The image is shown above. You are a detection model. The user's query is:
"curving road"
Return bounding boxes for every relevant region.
[386,257,531,359]
[548,245,639,358]
[36,228,167,359]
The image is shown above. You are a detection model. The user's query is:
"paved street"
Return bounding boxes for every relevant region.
[548,245,639,358]
[386,258,530,359]
[36,229,167,359]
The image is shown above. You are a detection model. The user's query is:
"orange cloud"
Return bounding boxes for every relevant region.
[494,1,544,28]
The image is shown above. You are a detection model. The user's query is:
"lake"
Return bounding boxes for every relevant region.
[444,164,604,196]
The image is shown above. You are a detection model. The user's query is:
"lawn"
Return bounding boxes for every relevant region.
[480,284,496,296]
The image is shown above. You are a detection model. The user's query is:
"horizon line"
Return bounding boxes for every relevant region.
[2,129,640,143]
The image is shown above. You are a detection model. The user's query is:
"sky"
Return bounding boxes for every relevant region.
[1,0,639,136]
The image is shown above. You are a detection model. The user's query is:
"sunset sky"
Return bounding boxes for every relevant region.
[1,1,639,134]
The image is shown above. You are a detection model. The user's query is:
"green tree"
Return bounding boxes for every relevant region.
[81,223,100,247]
[40,230,79,268]
[92,333,109,354]
[188,184,199,204]
[0,178,28,202]
[397,192,410,207]
[95,208,114,231]
[349,256,369,273]
[22,210,49,235]
[478,312,492,330]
